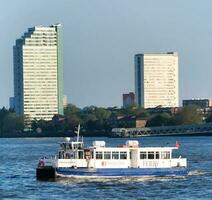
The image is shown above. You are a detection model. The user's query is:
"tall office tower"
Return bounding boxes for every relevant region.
[13,24,64,122]
[135,52,179,108]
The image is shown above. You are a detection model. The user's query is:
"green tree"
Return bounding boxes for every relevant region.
[136,107,150,119]
[64,104,83,130]
[119,105,150,119]
[93,107,111,121]
[0,107,10,134]
[171,105,203,125]
[206,113,212,123]
[147,113,171,127]
[65,115,82,130]
[2,113,24,133]
[64,104,81,117]
[31,118,39,131]
[82,106,111,131]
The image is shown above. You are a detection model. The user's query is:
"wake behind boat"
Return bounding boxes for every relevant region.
[36,125,188,180]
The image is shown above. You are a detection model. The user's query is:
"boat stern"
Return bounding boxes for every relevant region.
[36,159,56,180]
[36,166,56,180]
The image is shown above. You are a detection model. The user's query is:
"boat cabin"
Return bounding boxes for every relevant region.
[55,139,186,169]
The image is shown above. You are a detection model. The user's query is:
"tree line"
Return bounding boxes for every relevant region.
[1,104,212,136]
[0,107,24,136]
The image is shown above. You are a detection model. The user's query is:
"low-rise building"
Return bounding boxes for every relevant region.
[146,107,181,116]
[109,115,147,128]
[183,99,212,108]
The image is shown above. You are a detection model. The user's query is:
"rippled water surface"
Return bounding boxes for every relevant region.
[1,136,212,200]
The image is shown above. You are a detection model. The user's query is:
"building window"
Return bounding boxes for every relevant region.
[78,150,84,159]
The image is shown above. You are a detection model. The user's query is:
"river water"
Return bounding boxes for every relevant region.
[0,136,212,200]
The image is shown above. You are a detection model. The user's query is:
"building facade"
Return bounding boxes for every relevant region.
[13,24,64,122]
[135,52,179,108]
[146,107,181,116]
[109,115,147,129]
[123,92,135,108]
[183,99,212,108]
[63,95,68,109]
[9,97,15,110]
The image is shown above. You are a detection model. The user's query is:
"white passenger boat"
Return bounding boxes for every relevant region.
[36,125,188,179]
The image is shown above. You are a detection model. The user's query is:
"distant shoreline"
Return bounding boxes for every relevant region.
[1,131,212,138]
[0,130,110,138]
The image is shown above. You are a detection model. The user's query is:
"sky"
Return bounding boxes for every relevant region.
[1,0,212,108]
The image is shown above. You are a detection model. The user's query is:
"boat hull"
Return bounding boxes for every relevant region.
[36,166,56,180]
[56,167,188,177]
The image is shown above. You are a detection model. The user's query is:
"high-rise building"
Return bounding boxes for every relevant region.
[63,95,68,109]
[135,52,179,108]
[9,97,15,110]
[123,92,135,108]
[13,24,64,122]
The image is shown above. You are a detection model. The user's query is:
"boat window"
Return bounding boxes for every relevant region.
[65,152,74,159]
[59,151,63,159]
[155,152,159,159]
[96,151,103,159]
[78,150,84,159]
[148,152,154,159]
[120,152,127,159]
[65,153,71,159]
[140,152,147,159]
[161,151,170,159]
[104,151,111,159]
[112,151,119,159]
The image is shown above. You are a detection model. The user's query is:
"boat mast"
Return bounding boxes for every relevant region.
[75,124,80,143]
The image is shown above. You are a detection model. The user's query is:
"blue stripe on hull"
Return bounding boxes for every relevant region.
[56,168,188,177]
